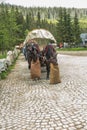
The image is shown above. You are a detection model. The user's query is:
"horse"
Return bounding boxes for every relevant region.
[39,50,46,67]
[43,43,57,79]
[26,42,40,69]
[26,41,57,80]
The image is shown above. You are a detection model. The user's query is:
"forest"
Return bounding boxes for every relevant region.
[0,3,87,52]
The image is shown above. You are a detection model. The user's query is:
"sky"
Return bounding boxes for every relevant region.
[3,0,87,8]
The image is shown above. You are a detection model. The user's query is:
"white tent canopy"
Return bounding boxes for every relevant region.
[23,29,56,45]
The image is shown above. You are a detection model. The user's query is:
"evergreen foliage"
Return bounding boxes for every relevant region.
[0,3,87,53]
[72,12,81,46]
[56,8,81,47]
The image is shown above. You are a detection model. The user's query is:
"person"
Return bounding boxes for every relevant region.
[22,45,27,60]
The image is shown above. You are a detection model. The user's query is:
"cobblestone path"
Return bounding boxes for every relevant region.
[0,53,87,130]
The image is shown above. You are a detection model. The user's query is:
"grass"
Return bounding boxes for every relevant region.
[79,18,87,28]
[0,54,6,59]
[0,71,8,79]
[56,47,87,51]
[0,58,17,80]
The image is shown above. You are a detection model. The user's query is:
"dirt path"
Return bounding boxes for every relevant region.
[0,53,87,130]
[58,50,87,56]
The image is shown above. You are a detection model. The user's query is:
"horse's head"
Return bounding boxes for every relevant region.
[30,45,38,62]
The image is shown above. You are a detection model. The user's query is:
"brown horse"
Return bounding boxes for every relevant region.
[43,43,57,79]
[26,43,40,69]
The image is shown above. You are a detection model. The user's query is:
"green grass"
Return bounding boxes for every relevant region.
[46,17,87,29]
[0,71,8,79]
[0,58,17,80]
[47,19,57,24]
[56,47,87,51]
[0,54,6,59]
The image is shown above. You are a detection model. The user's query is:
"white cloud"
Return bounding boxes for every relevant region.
[5,0,87,8]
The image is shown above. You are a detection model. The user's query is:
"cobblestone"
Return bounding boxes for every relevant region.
[0,53,87,130]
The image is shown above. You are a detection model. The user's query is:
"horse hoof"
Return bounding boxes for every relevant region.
[28,65,30,69]
[46,77,49,80]
[38,77,40,80]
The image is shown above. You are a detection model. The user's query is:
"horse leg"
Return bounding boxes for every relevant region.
[27,56,32,69]
[46,62,50,79]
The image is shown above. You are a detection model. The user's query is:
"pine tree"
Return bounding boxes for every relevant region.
[36,10,41,28]
[73,12,81,47]
[0,4,11,51]
[15,7,25,42]
[65,13,73,45]
[56,8,74,46]
[56,7,64,43]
